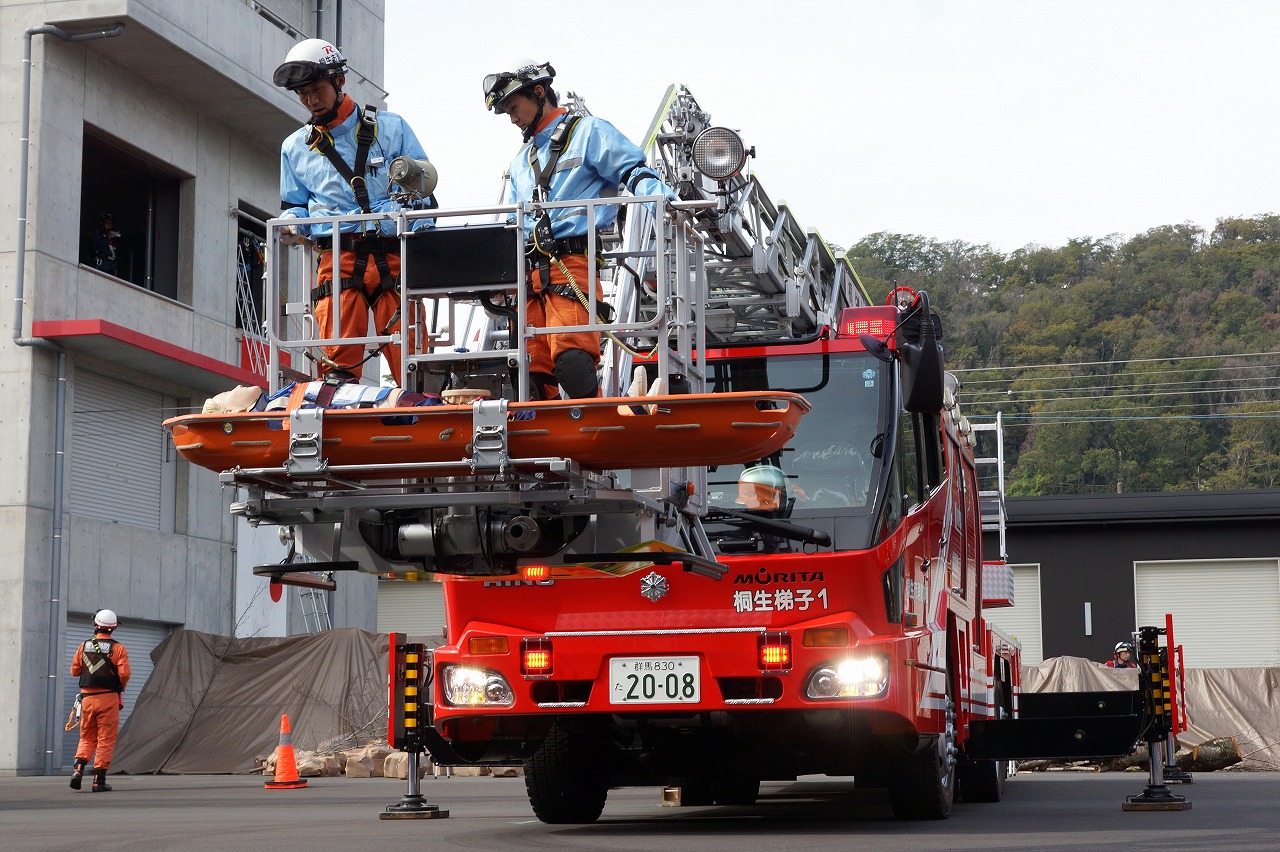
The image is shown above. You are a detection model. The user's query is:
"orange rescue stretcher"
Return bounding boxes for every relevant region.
[164,391,809,479]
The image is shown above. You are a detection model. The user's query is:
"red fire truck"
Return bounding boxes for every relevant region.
[428,285,1019,822]
[172,85,1021,822]
[419,87,1020,823]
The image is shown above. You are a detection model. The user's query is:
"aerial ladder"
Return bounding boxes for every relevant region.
[207,86,868,585]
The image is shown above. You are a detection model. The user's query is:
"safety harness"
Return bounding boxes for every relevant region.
[78,637,123,693]
[525,115,614,323]
[304,104,399,372]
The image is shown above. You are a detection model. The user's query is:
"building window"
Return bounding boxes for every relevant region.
[79,128,185,300]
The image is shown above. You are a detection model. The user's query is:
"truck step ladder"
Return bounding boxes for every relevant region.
[971,411,1007,562]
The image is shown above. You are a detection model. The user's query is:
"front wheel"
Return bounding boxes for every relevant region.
[523,722,609,824]
[887,681,956,819]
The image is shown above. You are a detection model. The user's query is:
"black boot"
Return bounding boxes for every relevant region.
[324,369,356,384]
[69,758,87,790]
[91,768,112,792]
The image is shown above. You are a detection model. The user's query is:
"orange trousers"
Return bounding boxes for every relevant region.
[315,248,405,386]
[75,692,122,770]
[526,253,604,381]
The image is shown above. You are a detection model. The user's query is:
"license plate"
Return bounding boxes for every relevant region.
[609,656,700,704]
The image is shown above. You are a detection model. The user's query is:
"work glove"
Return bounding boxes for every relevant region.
[278,211,306,244]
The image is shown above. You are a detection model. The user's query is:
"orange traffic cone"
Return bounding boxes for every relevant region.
[264,713,308,789]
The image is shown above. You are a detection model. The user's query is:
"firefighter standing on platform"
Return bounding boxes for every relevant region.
[69,609,131,792]
[274,38,435,386]
[483,61,677,399]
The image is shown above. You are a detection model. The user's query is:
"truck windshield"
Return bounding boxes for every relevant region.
[703,350,890,547]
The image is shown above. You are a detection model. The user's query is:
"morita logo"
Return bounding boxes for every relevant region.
[482,579,553,587]
[733,570,825,585]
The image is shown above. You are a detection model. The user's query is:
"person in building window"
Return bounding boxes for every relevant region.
[274,38,435,387]
[69,609,131,792]
[1106,641,1138,668]
[91,213,121,276]
[482,60,677,400]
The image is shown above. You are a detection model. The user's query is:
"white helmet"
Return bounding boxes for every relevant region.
[273,38,347,91]
[483,60,555,113]
[94,609,118,629]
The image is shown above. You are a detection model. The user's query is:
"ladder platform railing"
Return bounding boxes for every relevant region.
[261,197,714,402]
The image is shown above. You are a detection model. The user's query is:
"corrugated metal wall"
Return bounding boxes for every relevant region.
[67,372,173,530]
[1136,558,1280,668]
[376,579,446,643]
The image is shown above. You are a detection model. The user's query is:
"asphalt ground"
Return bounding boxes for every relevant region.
[2,770,1275,851]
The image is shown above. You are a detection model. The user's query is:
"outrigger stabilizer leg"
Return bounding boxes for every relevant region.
[381,635,449,820]
[380,750,448,820]
[1122,626,1191,811]
[1161,729,1194,785]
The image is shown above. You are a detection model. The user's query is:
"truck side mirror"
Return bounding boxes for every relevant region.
[897,290,945,414]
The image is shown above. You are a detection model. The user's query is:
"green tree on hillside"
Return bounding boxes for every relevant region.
[846,214,1280,495]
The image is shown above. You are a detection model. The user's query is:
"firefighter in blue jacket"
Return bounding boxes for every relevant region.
[274,38,435,386]
[483,60,677,400]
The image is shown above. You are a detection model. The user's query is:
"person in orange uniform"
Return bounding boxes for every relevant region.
[274,39,435,386]
[69,609,131,792]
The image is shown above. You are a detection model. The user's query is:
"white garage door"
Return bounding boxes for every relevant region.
[62,615,171,769]
[377,579,446,642]
[68,371,175,531]
[1135,559,1280,668]
[984,563,1043,665]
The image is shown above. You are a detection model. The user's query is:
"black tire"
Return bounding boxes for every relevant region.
[711,776,760,806]
[887,675,956,820]
[957,683,1008,803]
[678,780,716,806]
[956,756,1003,803]
[523,722,609,824]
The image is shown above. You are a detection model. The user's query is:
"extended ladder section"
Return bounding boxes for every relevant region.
[625,86,868,348]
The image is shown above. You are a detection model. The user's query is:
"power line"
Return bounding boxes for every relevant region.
[967,395,1280,422]
[957,359,1280,389]
[964,380,1280,404]
[952,349,1280,376]
[998,412,1280,427]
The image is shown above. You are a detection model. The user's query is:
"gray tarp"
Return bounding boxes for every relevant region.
[114,635,1279,774]
[1023,655,1280,768]
[112,628,388,775]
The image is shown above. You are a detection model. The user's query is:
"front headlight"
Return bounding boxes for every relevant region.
[442,665,515,707]
[805,655,889,699]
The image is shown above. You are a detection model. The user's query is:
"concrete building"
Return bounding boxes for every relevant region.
[1,0,388,776]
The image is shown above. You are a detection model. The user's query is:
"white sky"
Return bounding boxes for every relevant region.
[384,0,1278,254]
